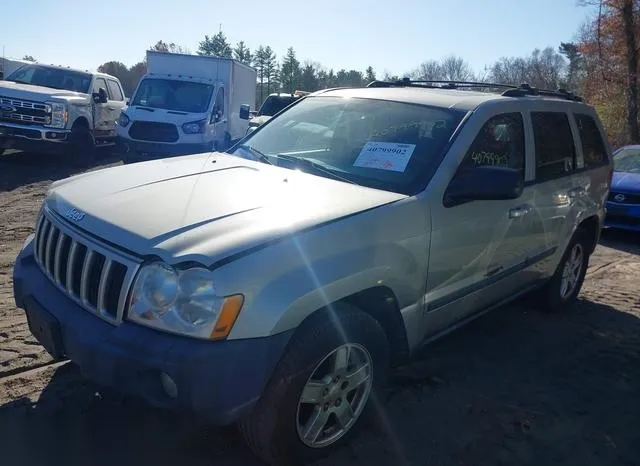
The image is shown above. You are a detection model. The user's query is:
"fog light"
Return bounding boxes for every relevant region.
[160,372,178,398]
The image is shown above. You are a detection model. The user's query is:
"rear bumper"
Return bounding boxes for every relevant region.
[13,238,292,425]
[0,122,70,153]
[117,136,210,163]
[604,201,640,232]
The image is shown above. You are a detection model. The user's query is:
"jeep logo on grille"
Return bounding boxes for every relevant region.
[0,104,16,113]
[63,207,86,222]
[614,193,626,203]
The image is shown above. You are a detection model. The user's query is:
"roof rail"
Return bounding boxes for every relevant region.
[500,83,583,102]
[366,78,584,102]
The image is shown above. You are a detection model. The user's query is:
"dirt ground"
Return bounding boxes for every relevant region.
[1,149,639,466]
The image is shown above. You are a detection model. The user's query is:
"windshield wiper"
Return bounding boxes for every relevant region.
[274,154,357,185]
[236,144,274,165]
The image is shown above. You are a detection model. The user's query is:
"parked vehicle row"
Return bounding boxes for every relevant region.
[603,144,640,231]
[14,79,613,465]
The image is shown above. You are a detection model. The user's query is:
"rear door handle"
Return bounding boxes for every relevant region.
[509,204,533,218]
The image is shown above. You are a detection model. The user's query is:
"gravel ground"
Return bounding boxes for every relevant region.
[1,150,639,466]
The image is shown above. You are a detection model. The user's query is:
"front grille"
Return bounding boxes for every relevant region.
[33,209,139,323]
[128,121,179,142]
[608,191,640,205]
[0,95,48,125]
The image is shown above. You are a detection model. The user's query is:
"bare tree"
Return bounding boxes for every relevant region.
[440,55,474,81]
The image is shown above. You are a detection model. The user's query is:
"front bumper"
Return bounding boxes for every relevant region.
[604,201,640,232]
[117,136,211,163]
[13,239,292,425]
[0,122,70,153]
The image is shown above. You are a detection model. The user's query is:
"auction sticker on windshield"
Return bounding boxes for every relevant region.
[353,142,416,172]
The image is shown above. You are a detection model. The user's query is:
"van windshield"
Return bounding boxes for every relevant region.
[5,64,91,93]
[230,95,466,195]
[131,78,214,113]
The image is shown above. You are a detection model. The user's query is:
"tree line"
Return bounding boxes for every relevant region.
[88,1,640,146]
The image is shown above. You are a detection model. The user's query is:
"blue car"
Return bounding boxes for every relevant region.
[605,145,640,231]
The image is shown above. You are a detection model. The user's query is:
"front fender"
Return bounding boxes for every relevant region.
[215,198,429,340]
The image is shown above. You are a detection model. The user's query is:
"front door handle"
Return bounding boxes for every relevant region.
[509,204,533,218]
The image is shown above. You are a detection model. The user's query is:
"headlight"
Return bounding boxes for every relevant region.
[44,101,67,129]
[128,262,244,340]
[182,119,206,134]
[118,112,130,127]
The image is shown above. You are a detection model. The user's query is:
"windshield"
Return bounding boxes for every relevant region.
[613,147,640,173]
[230,95,466,195]
[258,95,298,116]
[131,78,214,113]
[5,64,91,93]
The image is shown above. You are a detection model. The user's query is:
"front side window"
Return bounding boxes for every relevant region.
[230,95,466,195]
[574,113,608,169]
[532,112,576,182]
[107,79,124,101]
[6,64,91,93]
[458,113,525,176]
[131,78,214,113]
[93,77,108,94]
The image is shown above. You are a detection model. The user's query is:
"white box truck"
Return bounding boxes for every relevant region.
[117,51,256,163]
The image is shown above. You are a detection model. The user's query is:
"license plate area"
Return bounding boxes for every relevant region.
[25,298,65,360]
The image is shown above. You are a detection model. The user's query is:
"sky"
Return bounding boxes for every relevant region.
[1,0,597,76]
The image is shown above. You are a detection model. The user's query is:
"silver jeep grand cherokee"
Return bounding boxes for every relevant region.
[13,80,612,465]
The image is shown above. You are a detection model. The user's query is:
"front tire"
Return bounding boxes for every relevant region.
[239,303,390,465]
[537,228,590,313]
[66,125,96,167]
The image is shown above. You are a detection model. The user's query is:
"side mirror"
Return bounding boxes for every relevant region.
[93,87,108,104]
[444,166,524,207]
[239,104,250,120]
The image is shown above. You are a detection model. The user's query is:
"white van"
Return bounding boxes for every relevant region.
[117,51,256,163]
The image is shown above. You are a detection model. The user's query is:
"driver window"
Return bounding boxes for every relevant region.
[212,89,224,121]
[459,113,525,177]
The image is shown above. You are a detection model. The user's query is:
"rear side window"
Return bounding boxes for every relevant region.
[574,113,608,169]
[106,79,124,101]
[532,112,576,182]
[459,113,525,176]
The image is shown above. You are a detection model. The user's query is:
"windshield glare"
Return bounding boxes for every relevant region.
[614,147,640,173]
[231,96,465,194]
[258,95,298,116]
[131,78,214,113]
[6,64,91,93]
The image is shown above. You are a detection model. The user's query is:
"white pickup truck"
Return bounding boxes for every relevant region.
[0,63,126,164]
[117,51,257,164]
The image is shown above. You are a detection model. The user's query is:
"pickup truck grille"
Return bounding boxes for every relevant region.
[0,96,49,125]
[129,121,179,142]
[33,209,139,324]
[608,191,640,205]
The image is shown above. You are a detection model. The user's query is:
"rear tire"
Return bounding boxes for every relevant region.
[239,303,390,466]
[66,125,96,167]
[536,228,590,313]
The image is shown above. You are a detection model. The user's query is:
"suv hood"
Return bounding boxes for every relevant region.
[45,153,405,265]
[611,170,640,192]
[0,80,86,102]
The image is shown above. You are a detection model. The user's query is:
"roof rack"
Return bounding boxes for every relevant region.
[366,78,583,102]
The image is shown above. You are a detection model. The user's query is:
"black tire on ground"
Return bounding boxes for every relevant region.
[536,227,591,313]
[239,303,390,466]
[66,125,96,167]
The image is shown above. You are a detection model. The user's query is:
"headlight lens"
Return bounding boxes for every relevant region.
[128,262,243,339]
[118,112,130,127]
[44,101,67,129]
[182,119,206,134]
